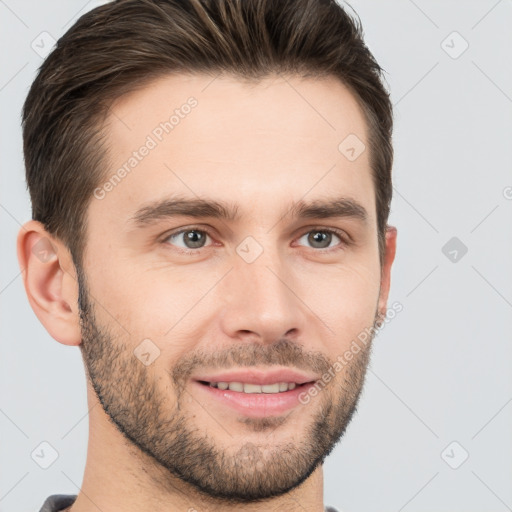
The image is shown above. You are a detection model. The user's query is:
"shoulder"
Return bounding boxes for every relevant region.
[38,494,77,512]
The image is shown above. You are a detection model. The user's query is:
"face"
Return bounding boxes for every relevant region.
[77,73,391,502]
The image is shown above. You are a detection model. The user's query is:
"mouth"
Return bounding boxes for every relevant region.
[192,380,316,418]
[197,380,309,393]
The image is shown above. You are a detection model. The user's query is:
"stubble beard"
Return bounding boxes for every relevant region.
[76,265,377,504]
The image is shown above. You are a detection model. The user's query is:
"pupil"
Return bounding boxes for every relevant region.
[186,230,204,248]
[310,231,330,248]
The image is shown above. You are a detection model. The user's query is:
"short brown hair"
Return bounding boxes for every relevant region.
[22,0,393,270]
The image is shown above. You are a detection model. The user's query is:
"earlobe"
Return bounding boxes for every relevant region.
[378,225,397,316]
[17,220,82,346]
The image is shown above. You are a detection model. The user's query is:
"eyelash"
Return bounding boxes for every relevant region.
[161,225,350,255]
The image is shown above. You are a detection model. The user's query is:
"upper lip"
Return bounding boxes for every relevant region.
[192,367,319,385]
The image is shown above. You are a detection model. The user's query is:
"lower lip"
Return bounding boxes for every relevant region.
[192,381,316,417]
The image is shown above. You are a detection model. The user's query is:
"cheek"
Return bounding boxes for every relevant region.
[305,263,381,349]
[105,277,193,334]
[82,260,160,344]
[83,269,204,392]
[87,259,218,358]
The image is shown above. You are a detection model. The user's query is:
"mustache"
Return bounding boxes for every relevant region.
[170,338,333,387]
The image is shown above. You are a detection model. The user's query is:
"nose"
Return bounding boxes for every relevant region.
[217,246,306,345]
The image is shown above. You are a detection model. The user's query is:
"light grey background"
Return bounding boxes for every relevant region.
[1,1,511,511]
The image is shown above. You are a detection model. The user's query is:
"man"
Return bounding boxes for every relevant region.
[17,0,396,510]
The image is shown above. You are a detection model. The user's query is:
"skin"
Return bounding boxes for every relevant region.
[17,73,397,512]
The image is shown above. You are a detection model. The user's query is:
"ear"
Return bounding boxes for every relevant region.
[17,220,82,346]
[378,226,397,316]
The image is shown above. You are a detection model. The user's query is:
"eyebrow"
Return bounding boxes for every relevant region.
[128,195,368,227]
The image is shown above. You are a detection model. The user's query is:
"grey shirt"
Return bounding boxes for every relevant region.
[38,494,341,511]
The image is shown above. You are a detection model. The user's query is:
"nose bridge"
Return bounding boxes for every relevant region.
[218,237,303,342]
[237,239,294,314]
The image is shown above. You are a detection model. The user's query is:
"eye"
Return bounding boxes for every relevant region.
[162,226,349,255]
[296,228,347,252]
[163,227,214,253]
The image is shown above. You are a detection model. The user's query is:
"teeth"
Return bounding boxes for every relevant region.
[261,383,280,393]
[244,383,262,393]
[208,381,299,393]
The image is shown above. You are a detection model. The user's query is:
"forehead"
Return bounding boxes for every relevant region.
[91,72,375,230]
[107,72,368,155]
